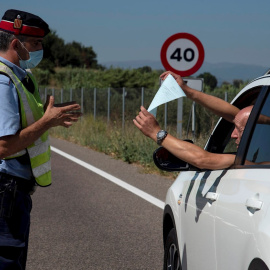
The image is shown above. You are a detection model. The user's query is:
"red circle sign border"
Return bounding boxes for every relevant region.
[160,33,205,77]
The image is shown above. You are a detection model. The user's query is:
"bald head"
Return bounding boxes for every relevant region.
[237,105,253,125]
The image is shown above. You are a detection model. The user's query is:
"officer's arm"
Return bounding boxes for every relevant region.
[0,96,81,159]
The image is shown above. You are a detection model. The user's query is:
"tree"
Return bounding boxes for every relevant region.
[63,42,82,67]
[233,79,243,88]
[136,66,152,73]
[42,30,65,67]
[41,30,101,69]
[197,72,217,91]
[82,46,99,69]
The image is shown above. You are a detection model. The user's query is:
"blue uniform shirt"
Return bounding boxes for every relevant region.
[0,56,33,180]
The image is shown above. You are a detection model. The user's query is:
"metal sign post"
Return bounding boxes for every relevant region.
[177,78,203,139]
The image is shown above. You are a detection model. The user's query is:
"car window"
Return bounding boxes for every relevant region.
[205,86,260,154]
[245,91,270,164]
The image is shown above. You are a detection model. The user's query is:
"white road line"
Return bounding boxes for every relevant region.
[51,147,165,210]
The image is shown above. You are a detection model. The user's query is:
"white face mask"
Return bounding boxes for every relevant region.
[17,41,43,69]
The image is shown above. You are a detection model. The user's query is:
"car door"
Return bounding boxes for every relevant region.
[178,103,248,269]
[179,168,225,270]
[214,86,270,270]
[179,83,269,270]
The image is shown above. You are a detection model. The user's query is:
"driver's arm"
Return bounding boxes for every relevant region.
[160,71,240,123]
[134,106,235,170]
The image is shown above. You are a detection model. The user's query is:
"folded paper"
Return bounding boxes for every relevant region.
[148,74,186,117]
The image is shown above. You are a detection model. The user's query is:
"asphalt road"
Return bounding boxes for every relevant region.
[26,137,173,270]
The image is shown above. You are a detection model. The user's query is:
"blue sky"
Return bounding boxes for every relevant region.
[1,1,270,68]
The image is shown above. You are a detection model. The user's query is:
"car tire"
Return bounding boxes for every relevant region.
[164,228,181,270]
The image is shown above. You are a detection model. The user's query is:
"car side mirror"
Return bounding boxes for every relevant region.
[152,148,189,172]
[152,140,196,172]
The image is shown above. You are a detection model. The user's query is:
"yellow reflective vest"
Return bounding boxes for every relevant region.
[0,62,51,187]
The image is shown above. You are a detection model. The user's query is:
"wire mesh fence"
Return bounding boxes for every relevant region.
[40,87,237,139]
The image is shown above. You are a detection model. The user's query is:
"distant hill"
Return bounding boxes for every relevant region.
[101,60,269,85]
[195,62,269,85]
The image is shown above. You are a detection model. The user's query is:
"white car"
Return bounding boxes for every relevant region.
[155,74,270,270]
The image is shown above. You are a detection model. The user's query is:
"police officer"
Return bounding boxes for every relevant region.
[0,9,81,269]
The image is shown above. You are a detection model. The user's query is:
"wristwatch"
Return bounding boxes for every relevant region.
[156,130,168,145]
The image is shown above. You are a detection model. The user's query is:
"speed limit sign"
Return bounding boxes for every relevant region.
[160,33,204,77]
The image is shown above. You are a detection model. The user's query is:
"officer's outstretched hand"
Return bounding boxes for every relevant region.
[43,96,82,128]
[133,106,161,141]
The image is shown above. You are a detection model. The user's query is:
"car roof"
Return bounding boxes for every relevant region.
[231,74,270,104]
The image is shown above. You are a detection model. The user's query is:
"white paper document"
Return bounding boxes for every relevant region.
[147,74,186,117]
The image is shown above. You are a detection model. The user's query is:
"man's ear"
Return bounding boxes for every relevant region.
[11,39,20,51]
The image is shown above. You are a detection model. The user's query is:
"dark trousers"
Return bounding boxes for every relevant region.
[0,177,33,270]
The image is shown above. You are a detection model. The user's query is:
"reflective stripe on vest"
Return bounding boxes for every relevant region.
[0,63,51,187]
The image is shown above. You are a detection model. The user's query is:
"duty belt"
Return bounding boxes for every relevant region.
[0,173,37,195]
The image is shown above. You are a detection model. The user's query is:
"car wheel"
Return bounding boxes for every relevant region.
[164,228,181,270]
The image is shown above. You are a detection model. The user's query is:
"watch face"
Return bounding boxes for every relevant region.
[158,130,166,139]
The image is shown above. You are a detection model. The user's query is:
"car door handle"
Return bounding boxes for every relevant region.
[245,198,263,210]
[206,192,219,201]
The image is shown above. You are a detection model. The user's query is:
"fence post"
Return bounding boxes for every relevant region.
[141,87,144,106]
[52,88,55,97]
[225,91,228,102]
[177,98,183,138]
[164,103,168,130]
[94,88,97,120]
[81,88,84,115]
[192,102,196,140]
[61,88,63,103]
[44,88,47,103]
[122,87,125,130]
[70,88,73,101]
[107,87,110,124]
